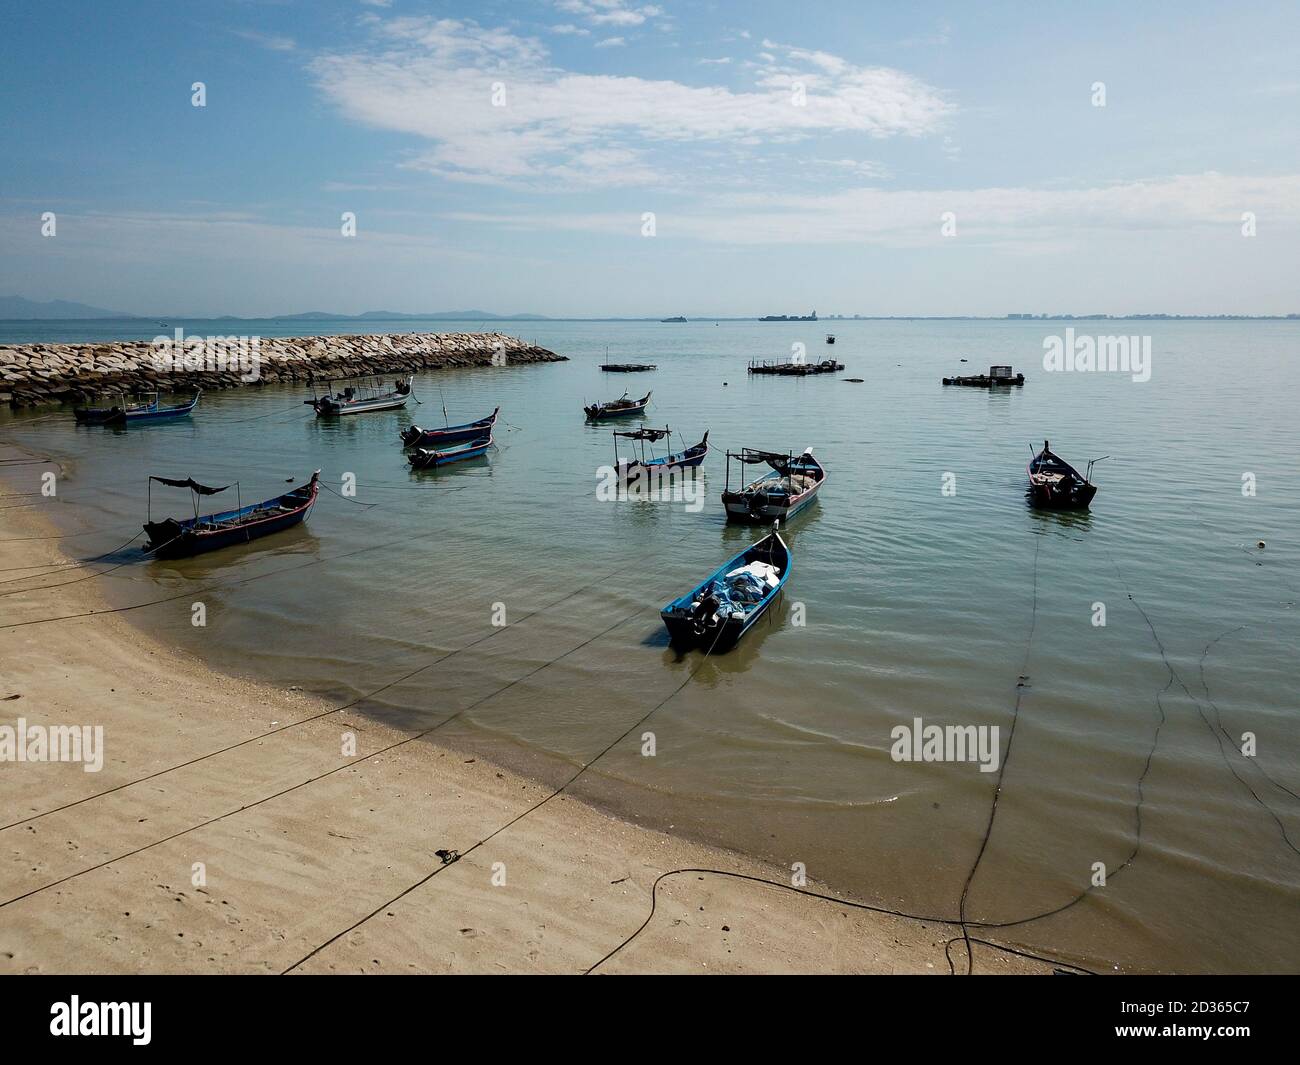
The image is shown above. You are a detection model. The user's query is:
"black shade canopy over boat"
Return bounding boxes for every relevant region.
[1027,440,1102,509]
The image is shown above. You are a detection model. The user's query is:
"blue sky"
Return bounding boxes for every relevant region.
[1,0,1298,316]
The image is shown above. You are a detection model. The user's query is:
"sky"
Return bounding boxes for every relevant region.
[1,0,1298,318]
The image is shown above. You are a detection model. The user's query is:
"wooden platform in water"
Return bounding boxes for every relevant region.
[942,373,1026,387]
[748,359,844,376]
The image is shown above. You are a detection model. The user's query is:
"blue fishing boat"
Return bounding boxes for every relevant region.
[721,447,825,523]
[408,433,494,470]
[74,390,201,425]
[400,407,499,448]
[143,471,320,558]
[613,426,708,480]
[660,530,791,652]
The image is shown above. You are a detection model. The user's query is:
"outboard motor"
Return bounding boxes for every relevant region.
[690,592,721,636]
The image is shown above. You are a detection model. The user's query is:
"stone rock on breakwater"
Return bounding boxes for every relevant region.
[0,332,567,407]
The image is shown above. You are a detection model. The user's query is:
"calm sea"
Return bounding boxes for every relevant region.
[2,316,1297,973]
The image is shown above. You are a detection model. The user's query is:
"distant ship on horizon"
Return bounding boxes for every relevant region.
[759,310,817,322]
[660,315,688,323]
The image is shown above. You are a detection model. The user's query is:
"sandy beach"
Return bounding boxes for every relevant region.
[0,444,1056,975]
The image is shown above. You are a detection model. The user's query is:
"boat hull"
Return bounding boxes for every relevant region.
[722,481,821,523]
[1027,480,1098,509]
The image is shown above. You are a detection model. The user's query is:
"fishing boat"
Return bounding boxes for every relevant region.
[143,471,320,558]
[721,447,825,523]
[400,407,499,448]
[73,390,201,425]
[600,363,657,372]
[825,334,836,345]
[308,375,413,416]
[613,427,708,480]
[660,530,791,652]
[1027,440,1103,509]
[408,433,494,470]
[583,391,651,420]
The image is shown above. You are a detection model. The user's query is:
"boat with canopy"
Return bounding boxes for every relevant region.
[720,447,825,523]
[612,426,708,480]
[142,471,320,558]
[307,375,413,416]
[660,530,791,652]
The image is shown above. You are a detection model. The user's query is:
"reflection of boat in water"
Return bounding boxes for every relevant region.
[143,471,320,558]
[721,447,825,523]
[74,390,201,425]
[660,530,790,652]
[308,375,413,416]
[1027,440,1103,509]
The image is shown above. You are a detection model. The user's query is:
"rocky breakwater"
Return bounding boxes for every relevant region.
[0,331,566,408]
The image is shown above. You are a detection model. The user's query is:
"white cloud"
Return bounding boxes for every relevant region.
[310,17,952,190]
[233,29,296,52]
[553,1,664,29]
[551,24,591,37]
[594,36,626,48]
[442,173,1300,246]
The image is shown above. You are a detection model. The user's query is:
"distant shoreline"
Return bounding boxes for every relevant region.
[2,313,1299,324]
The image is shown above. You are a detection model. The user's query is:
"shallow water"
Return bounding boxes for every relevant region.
[3,317,1297,972]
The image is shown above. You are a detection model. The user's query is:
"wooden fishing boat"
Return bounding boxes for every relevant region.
[584,391,651,420]
[74,390,201,425]
[613,427,708,480]
[660,530,791,652]
[400,407,499,448]
[600,363,657,372]
[721,447,825,523]
[308,375,413,416]
[1027,440,1102,509]
[143,471,320,558]
[408,433,494,470]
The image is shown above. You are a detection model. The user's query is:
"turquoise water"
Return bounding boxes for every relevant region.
[2,317,1297,973]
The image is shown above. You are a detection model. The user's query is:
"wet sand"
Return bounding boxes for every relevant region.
[0,448,1050,975]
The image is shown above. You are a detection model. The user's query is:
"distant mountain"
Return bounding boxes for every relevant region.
[0,295,135,319]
